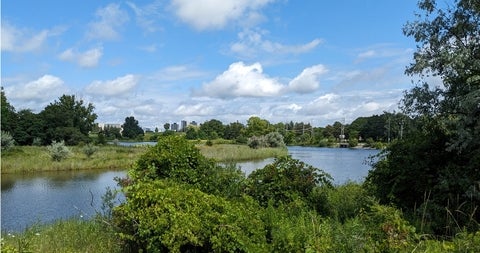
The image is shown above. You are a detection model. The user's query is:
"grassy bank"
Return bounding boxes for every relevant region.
[197,143,288,162]
[1,143,287,173]
[1,145,147,174]
[1,219,122,253]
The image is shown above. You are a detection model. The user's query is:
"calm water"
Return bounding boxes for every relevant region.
[1,146,378,232]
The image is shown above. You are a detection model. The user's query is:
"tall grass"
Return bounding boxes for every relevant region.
[197,143,288,162]
[1,219,122,253]
[1,145,148,173]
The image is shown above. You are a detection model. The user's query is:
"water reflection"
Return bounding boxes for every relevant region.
[1,170,126,232]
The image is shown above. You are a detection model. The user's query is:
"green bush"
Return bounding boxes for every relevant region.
[82,143,98,158]
[131,135,246,198]
[246,156,332,207]
[326,182,373,223]
[47,140,71,161]
[265,131,285,147]
[1,131,15,151]
[247,135,267,149]
[114,180,268,252]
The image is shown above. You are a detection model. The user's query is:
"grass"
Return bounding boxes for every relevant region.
[1,145,148,174]
[1,218,122,253]
[196,143,288,162]
[1,143,287,173]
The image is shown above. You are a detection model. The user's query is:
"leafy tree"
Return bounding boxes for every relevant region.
[265,131,285,147]
[163,123,170,131]
[367,0,480,235]
[223,121,245,140]
[40,95,97,145]
[122,116,144,139]
[246,156,332,207]
[199,119,224,139]
[12,109,44,145]
[185,126,199,140]
[245,116,272,137]
[1,87,16,133]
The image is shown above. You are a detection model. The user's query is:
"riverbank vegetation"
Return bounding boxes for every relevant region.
[0,142,286,174]
[3,135,479,252]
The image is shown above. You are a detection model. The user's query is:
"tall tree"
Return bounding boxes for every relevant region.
[199,119,224,139]
[1,87,16,133]
[40,95,97,145]
[122,116,144,139]
[367,0,480,235]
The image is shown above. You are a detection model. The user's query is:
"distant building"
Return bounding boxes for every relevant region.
[181,120,187,132]
[189,121,197,126]
[172,122,179,132]
[98,123,122,130]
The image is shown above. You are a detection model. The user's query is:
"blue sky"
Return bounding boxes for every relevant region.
[2,0,424,129]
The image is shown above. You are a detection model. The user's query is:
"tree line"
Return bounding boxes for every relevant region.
[1,87,410,147]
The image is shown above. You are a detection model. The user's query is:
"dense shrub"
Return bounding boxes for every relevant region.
[82,143,98,158]
[1,131,15,151]
[131,135,245,198]
[114,180,267,252]
[47,140,71,161]
[265,131,285,147]
[246,156,332,207]
[247,135,267,149]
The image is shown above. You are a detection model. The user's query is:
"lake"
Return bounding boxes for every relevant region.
[1,146,379,232]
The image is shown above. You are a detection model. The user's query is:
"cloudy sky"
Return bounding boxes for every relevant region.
[2,0,421,129]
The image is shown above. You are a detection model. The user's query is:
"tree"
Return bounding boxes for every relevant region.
[223,122,245,140]
[12,109,44,145]
[1,87,16,133]
[40,95,97,145]
[367,0,480,235]
[245,116,272,137]
[199,119,224,139]
[163,123,170,131]
[122,116,144,139]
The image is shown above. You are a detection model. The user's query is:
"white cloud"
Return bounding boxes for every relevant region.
[1,21,64,53]
[85,74,138,96]
[170,0,273,30]
[230,29,322,58]
[127,0,164,33]
[58,47,103,68]
[5,75,66,103]
[288,65,328,93]
[197,62,284,98]
[174,103,217,116]
[87,3,129,40]
[150,65,208,82]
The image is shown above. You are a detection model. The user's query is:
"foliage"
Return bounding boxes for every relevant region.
[367,0,480,236]
[121,116,144,139]
[246,156,332,207]
[325,182,373,223]
[348,137,358,147]
[47,140,71,162]
[245,116,272,137]
[82,143,98,158]
[265,131,285,147]
[40,95,97,145]
[247,135,267,149]
[113,180,268,252]
[0,218,122,253]
[1,87,16,133]
[199,119,225,139]
[1,131,15,151]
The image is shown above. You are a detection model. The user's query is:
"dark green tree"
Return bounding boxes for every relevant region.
[1,87,16,133]
[13,109,44,145]
[367,0,480,235]
[199,119,224,139]
[122,116,144,139]
[223,121,245,140]
[40,95,97,145]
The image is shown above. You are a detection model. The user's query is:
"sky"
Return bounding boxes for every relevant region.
[2,0,425,129]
